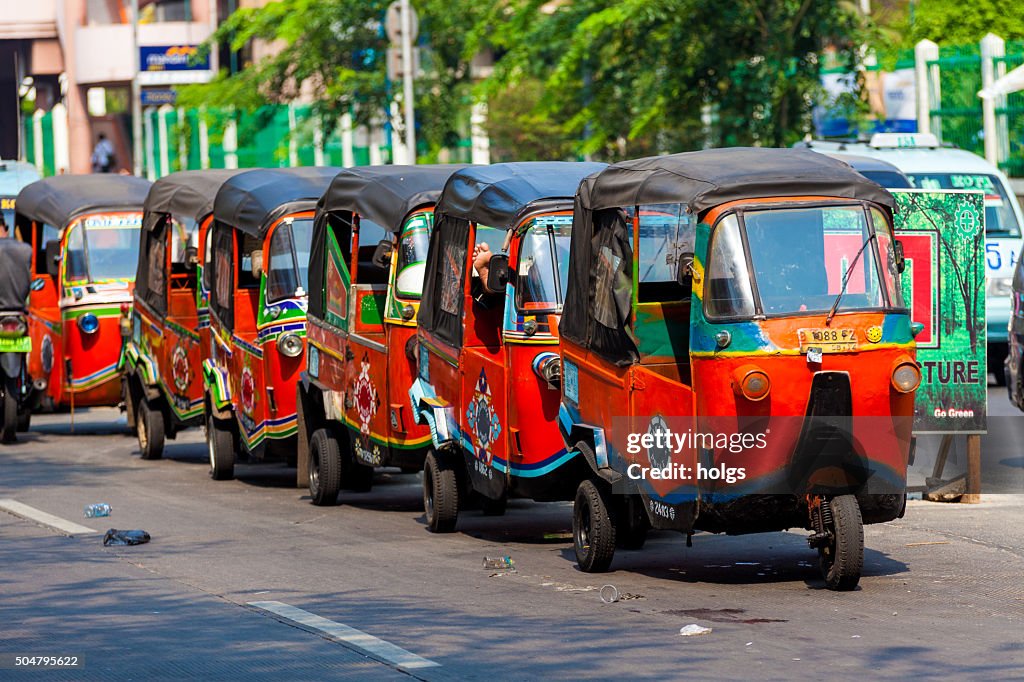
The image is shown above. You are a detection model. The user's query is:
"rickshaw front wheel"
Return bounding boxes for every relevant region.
[207,414,236,481]
[819,495,864,591]
[1,379,17,443]
[423,450,459,533]
[137,400,165,460]
[574,479,616,573]
[308,428,342,506]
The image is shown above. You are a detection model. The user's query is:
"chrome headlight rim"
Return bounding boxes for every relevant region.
[78,312,100,335]
[278,332,304,358]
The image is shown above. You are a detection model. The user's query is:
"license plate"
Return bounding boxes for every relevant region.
[797,328,857,353]
[0,336,31,352]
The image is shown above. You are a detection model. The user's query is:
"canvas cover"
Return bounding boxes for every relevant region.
[0,238,32,311]
[212,167,341,239]
[15,174,151,230]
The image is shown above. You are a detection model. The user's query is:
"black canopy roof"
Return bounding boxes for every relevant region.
[142,169,249,233]
[213,167,341,237]
[437,162,608,228]
[15,174,152,230]
[576,148,895,215]
[319,165,471,230]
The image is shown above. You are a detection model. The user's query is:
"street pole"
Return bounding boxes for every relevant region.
[131,0,143,176]
[400,0,416,164]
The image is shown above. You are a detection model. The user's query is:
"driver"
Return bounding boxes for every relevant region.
[0,213,33,311]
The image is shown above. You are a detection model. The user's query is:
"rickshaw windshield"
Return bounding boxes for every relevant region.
[706,204,897,319]
[516,214,572,312]
[266,218,314,302]
[395,210,433,299]
[64,214,142,283]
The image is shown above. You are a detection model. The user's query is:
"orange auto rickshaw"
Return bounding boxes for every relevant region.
[558,149,921,590]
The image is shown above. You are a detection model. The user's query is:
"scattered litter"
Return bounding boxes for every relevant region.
[84,503,111,518]
[905,541,950,547]
[254,591,269,595]
[103,529,150,546]
[892,612,898,616]
[600,585,620,603]
[543,532,573,540]
[745,642,753,646]
[793,658,801,661]
[483,556,514,571]
[679,624,713,637]
[851,635,861,639]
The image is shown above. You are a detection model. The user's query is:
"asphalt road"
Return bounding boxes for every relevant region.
[1,389,1023,680]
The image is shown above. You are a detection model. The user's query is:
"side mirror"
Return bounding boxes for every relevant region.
[45,240,60,278]
[893,240,906,274]
[676,252,695,287]
[371,240,394,269]
[250,250,263,278]
[910,321,925,338]
[486,253,510,293]
[184,245,199,270]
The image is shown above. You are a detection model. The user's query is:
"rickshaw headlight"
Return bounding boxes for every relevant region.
[278,333,303,358]
[78,313,100,335]
[732,365,771,401]
[533,352,561,387]
[892,362,922,393]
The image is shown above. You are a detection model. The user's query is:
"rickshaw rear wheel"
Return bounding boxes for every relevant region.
[616,497,649,550]
[16,410,30,432]
[423,450,459,533]
[207,414,235,481]
[819,495,864,591]
[137,400,165,460]
[1,379,17,443]
[308,428,342,506]
[122,380,138,435]
[574,479,616,573]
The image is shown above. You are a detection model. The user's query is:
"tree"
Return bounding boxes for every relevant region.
[901,0,1024,45]
[476,0,870,157]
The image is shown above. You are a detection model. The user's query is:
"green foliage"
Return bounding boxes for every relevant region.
[902,0,1024,45]
[485,79,578,162]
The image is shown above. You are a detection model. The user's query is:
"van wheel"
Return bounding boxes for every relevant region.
[819,495,863,591]
[137,400,165,460]
[1,379,18,443]
[207,414,235,480]
[574,479,616,573]
[423,450,459,533]
[309,428,342,506]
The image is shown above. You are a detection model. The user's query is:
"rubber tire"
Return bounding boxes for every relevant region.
[123,380,138,435]
[819,494,864,591]
[137,400,165,460]
[1,378,17,444]
[308,428,342,506]
[16,410,30,432]
[423,450,459,533]
[207,414,236,481]
[574,479,616,573]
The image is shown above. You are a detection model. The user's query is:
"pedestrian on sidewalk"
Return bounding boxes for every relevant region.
[91,133,116,174]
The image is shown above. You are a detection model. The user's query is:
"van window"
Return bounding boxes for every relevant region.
[907,173,1021,237]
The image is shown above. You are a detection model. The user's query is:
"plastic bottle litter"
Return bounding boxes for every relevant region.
[84,503,112,518]
[600,585,620,603]
[483,556,514,570]
[679,624,713,637]
[103,529,151,546]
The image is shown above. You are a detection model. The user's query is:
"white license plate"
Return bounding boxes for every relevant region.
[797,328,858,353]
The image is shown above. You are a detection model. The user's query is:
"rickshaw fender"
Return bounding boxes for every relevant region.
[202,360,232,412]
[409,378,457,448]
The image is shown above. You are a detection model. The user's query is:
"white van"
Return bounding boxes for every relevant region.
[800,133,1024,383]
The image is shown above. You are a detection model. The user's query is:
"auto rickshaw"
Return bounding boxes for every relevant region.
[123,169,246,459]
[203,166,340,480]
[412,161,606,532]
[295,165,469,505]
[14,175,151,415]
[557,148,920,590]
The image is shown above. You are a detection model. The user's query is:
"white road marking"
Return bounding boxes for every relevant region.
[0,499,99,536]
[247,601,440,670]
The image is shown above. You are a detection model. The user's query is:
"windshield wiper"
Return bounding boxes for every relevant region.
[825,233,876,327]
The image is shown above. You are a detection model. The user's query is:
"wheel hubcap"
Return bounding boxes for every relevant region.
[310,452,320,491]
[208,420,216,471]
